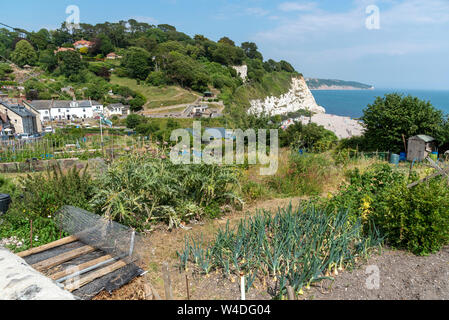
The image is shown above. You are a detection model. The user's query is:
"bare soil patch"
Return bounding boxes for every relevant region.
[94,196,449,300]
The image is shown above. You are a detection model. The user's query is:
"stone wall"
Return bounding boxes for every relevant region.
[0,248,75,300]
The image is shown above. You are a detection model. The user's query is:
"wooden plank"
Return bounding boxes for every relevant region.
[64,260,127,292]
[407,167,449,188]
[17,236,78,258]
[49,254,114,280]
[32,245,96,272]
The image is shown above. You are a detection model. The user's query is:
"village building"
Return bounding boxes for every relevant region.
[104,103,130,117]
[28,100,104,122]
[73,39,94,50]
[54,47,76,54]
[0,101,41,135]
[106,52,122,60]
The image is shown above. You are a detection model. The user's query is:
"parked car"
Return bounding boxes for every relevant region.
[44,126,54,134]
[19,133,30,140]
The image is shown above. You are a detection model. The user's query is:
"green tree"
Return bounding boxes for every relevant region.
[361,93,446,152]
[241,42,263,60]
[57,50,83,77]
[11,40,38,67]
[126,114,144,129]
[38,50,58,72]
[122,47,152,80]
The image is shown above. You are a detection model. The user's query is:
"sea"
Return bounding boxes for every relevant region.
[311,89,449,119]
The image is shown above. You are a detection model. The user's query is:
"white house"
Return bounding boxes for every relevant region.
[104,103,130,117]
[29,100,104,122]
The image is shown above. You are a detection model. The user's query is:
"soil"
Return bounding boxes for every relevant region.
[93,196,449,301]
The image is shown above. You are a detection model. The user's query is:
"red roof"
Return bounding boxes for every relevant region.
[73,40,94,47]
[55,47,75,53]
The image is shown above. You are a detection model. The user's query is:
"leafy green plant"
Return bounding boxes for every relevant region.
[372,177,449,255]
[90,154,242,230]
[12,164,94,220]
[178,204,382,299]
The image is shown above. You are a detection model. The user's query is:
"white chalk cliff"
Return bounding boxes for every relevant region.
[248,76,326,116]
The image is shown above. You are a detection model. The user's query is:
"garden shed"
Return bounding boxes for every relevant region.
[407,134,436,161]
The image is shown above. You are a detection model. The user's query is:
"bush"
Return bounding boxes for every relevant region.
[11,165,94,220]
[90,155,242,230]
[327,163,449,255]
[146,71,168,86]
[268,153,332,196]
[372,177,449,255]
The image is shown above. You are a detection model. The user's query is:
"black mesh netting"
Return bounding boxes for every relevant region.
[56,206,145,265]
[28,205,149,299]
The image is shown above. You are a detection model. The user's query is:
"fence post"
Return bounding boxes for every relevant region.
[162,262,173,300]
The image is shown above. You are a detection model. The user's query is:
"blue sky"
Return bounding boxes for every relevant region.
[2,0,449,90]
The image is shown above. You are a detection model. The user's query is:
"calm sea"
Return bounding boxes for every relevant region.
[311,89,449,118]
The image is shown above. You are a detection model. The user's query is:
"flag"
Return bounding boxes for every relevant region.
[100,114,113,128]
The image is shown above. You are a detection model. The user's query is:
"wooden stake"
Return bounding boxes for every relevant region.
[162,262,173,300]
[186,274,190,300]
[287,286,296,300]
[30,219,33,249]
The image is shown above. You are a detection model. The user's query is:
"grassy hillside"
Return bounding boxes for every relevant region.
[110,75,199,109]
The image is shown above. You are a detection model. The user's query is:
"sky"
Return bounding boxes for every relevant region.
[1,0,449,90]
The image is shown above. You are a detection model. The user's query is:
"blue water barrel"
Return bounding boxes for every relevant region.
[399,152,406,161]
[390,154,400,166]
[430,152,438,161]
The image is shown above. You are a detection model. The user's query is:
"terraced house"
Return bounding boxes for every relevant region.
[0,101,41,135]
[28,100,104,122]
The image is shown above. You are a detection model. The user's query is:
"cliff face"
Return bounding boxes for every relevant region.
[248,76,326,116]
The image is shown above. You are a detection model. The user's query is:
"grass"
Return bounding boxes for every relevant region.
[110,75,200,109]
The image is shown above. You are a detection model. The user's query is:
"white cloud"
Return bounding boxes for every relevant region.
[278,2,317,12]
[245,7,270,17]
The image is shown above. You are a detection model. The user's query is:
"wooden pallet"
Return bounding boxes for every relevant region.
[17,236,129,293]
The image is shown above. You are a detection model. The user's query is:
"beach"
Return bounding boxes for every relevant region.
[283,113,365,140]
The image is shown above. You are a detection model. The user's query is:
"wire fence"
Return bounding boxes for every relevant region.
[0,134,149,163]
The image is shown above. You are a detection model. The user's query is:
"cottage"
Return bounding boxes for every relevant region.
[104,103,130,117]
[54,47,76,54]
[73,39,94,50]
[0,102,41,135]
[106,52,121,60]
[29,100,104,122]
[407,135,436,161]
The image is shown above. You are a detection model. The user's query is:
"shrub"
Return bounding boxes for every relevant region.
[90,155,242,230]
[372,177,449,255]
[268,153,332,196]
[11,164,94,220]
